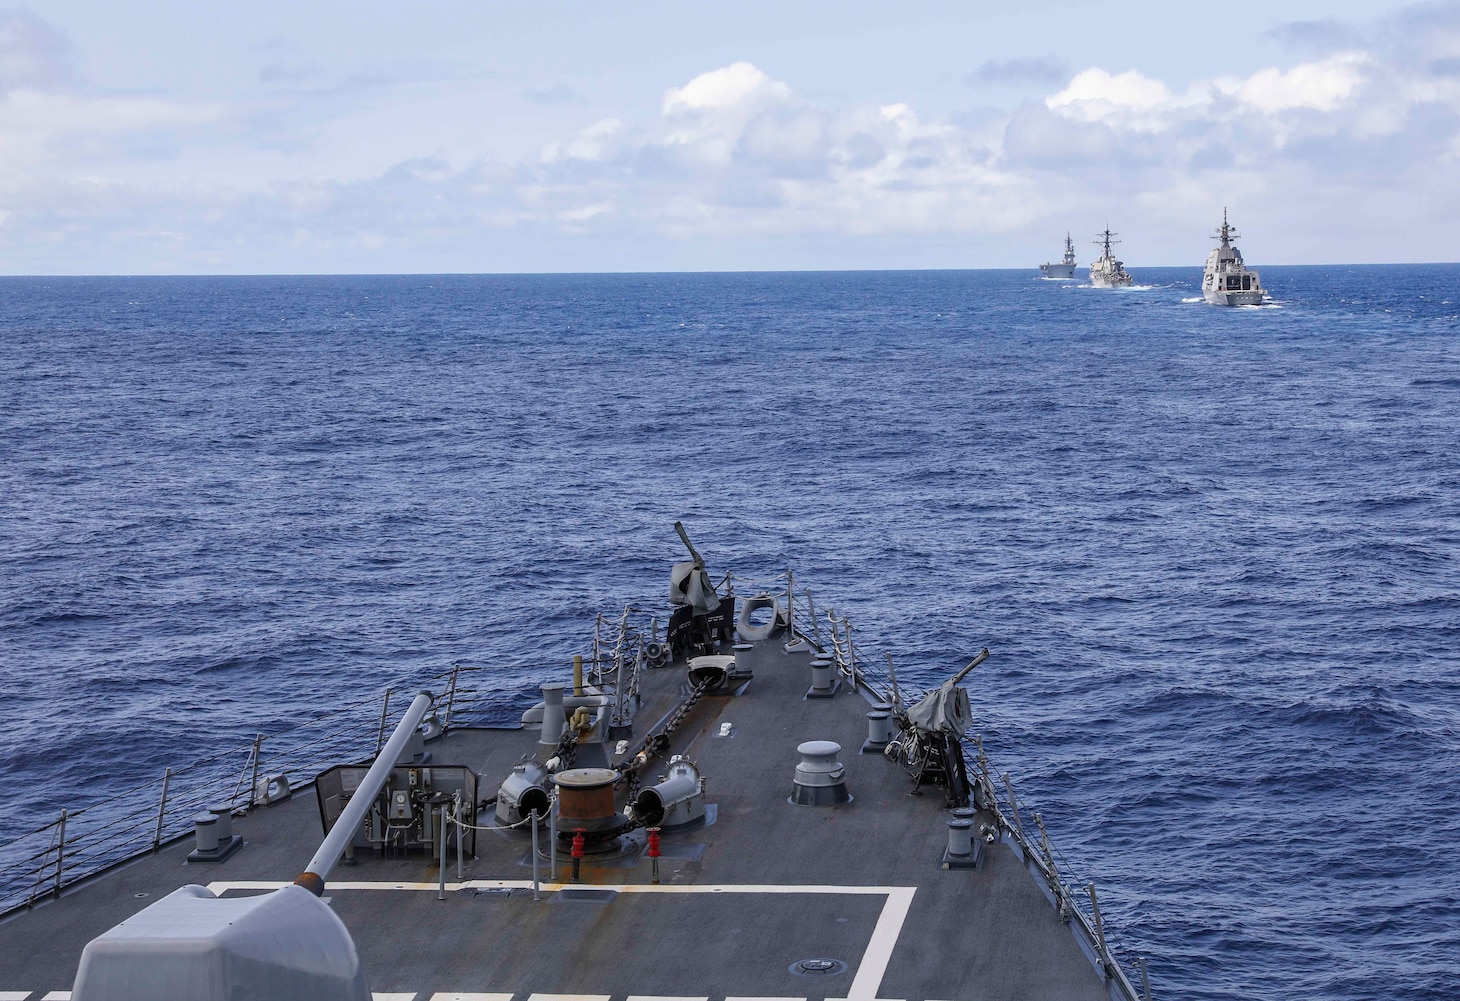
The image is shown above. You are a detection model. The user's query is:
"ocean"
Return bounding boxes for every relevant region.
[1,266,1457,999]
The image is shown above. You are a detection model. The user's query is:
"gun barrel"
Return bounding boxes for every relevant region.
[673,520,705,568]
[951,648,990,685]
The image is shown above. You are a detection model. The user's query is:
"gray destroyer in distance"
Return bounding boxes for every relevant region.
[1040,233,1079,279]
[1090,228,1134,287]
[0,525,1157,1001]
[1202,209,1264,306]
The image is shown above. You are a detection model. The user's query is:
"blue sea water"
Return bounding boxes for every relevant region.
[1,266,1458,999]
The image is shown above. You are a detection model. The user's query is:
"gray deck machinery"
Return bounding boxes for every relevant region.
[62,523,997,1001]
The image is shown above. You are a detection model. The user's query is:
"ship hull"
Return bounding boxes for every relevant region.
[1204,289,1263,306]
[1090,274,1133,288]
[1040,264,1076,279]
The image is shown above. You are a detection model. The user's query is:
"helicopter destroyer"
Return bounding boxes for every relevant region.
[0,525,1155,1001]
[1090,228,1134,288]
[1202,209,1264,306]
[1040,233,1079,279]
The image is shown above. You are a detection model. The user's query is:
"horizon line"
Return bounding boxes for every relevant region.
[1,261,1457,280]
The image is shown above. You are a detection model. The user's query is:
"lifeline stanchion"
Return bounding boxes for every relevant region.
[549,800,557,879]
[531,809,541,901]
[455,796,464,881]
[437,805,448,901]
[648,827,661,885]
[570,828,585,883]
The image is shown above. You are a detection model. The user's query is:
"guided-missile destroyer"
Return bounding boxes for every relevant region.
[0,525,1156,1001]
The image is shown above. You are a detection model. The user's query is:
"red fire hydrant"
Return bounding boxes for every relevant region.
[570,828,586,883]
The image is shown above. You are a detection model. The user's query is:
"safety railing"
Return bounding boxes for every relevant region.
[785,594,1153,1001]
[0,687,426,918]
[0,575,1153,1001]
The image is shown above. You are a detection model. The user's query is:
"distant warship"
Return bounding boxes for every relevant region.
[1090,228,1134,287]
[1040,233,1078,279]
[1202,209,1264,306]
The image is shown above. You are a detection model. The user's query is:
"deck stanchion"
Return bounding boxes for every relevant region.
[375,689,393,756]
[549,796,557,879]
[1139,956,1152,1001]
[444,663,461,733]
[785,570,795,642]
[152,767,172,851]
[804,588,823,648]
[52,809,67,899]
[531,809,541,900]
[437,806,448,901]
[455,795,465,881]
[248,735,263,809]
[1087,882,1112,974]
[1002,773,1028,843]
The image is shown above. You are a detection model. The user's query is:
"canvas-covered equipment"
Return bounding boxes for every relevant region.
[905,648,989,735]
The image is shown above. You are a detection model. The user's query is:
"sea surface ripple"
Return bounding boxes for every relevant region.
[1,266,1458,999]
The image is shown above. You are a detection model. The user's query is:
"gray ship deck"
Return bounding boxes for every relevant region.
[0,637,1113,1001]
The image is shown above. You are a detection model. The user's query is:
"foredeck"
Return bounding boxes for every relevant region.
[0,637,1114,1001]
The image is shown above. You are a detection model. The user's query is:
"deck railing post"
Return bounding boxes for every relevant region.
[531,808,541,900]
[1001,773,1027,844]
[437,806,448,901]
[248,734,264,810]
[455,795,465,881]
[1033,812,1070,919]
[152,767,173,851]
[444,663,461,733]
[1087,882,1113,975]
[804,588,824,648]
[1139,956,1152,1001]
[785,570,795,641]
[375,689,393,756]
[52,809,67,898]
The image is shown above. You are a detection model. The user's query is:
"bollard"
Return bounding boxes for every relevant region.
[648,827,661,885]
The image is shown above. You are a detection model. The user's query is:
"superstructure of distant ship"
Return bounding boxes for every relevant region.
[1039,233,1078,279]
[1202,209,1264,306]
[1090,227,1134,287]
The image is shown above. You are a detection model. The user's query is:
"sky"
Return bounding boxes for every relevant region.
[1,1,1457,273]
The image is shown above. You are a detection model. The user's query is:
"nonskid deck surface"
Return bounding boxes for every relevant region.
[0,639,1108,1001]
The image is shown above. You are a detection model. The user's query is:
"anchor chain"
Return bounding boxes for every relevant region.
[616,679,711,805]
[552,729,578,771]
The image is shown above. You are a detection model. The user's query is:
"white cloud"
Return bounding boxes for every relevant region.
[4,5,1460,272]
[541,118,625,163]
[1218,52,1371,113]
[662,61,792,117]
[1047,68,1172,124]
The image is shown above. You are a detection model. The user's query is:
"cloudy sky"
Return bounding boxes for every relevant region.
[2,0,1457,273]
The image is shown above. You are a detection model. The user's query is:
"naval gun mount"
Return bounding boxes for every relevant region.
[886,648,989,808]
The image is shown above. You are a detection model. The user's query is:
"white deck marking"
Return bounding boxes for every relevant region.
[206,881,917,1001]
[0,992,31,1000]
[42,993,71,1000]
[428,994,514,1000]
[725,997,807,1001]
[627,997,708,1001]
[374,994,418,1000]
[842,885,915,1001]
